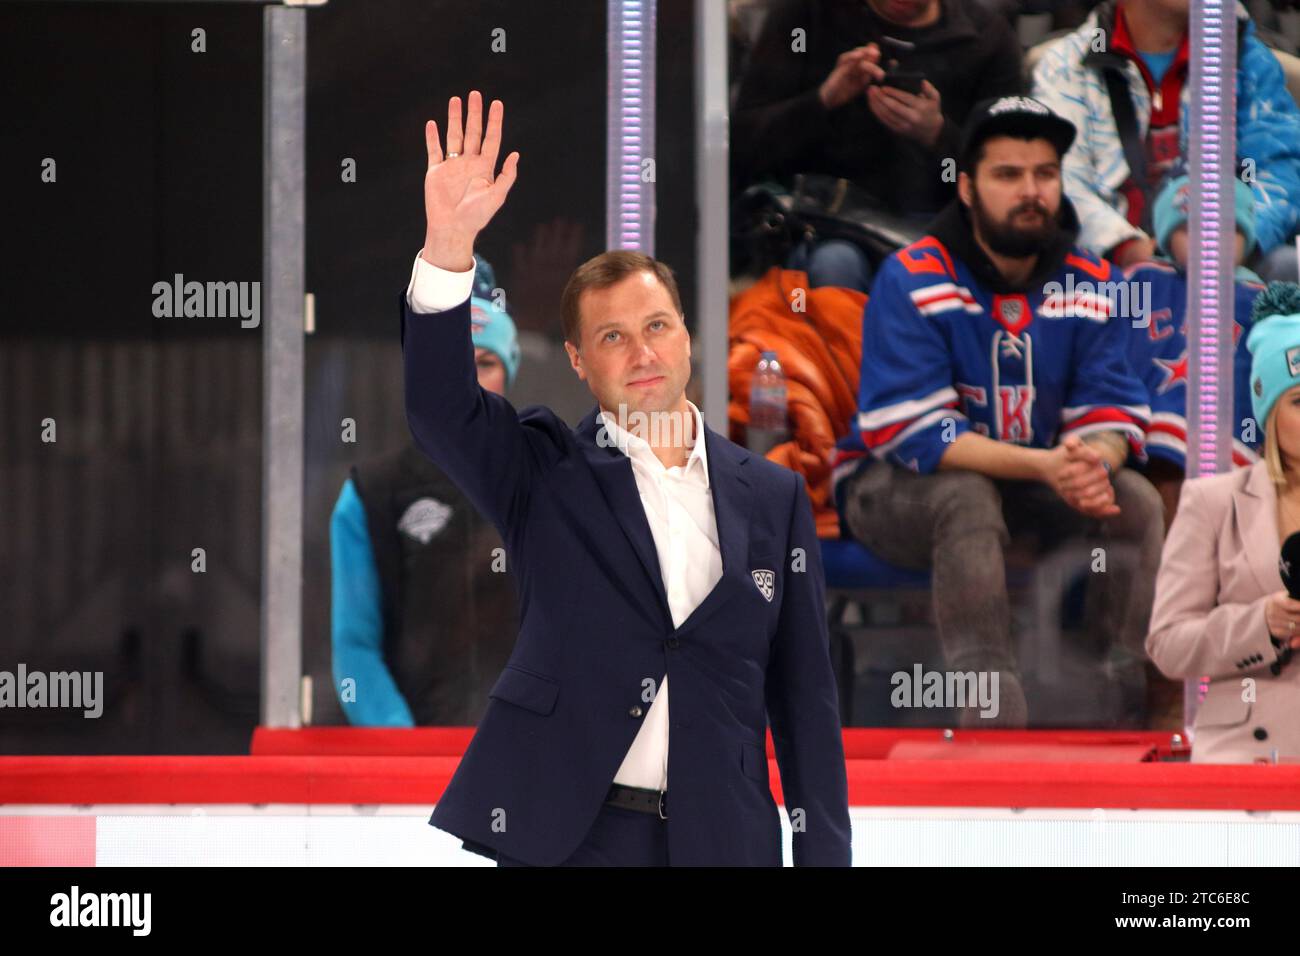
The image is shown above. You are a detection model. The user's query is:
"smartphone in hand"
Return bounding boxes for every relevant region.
[881,70,925,95]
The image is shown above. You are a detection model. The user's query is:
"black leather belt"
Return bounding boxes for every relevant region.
[606,783,668,820]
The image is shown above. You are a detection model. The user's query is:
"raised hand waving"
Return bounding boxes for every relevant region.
[422,91,520,271]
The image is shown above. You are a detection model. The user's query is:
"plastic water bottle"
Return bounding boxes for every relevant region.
[748,350,789,455]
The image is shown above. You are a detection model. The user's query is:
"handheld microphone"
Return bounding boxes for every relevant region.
[1281,532,1300,599]
[1273,532,1300,670]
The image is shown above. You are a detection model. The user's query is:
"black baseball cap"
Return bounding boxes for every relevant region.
[958,96,1077,172]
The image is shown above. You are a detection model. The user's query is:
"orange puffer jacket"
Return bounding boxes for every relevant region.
[729,267,866,538]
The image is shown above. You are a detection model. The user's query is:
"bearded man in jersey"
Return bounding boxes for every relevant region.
[831,96,1164,728]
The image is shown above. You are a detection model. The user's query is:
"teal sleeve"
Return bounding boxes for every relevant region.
[1238,25,1300,252]
[330,478,415,727]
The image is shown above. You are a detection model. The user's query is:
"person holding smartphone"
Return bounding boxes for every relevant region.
[732,0,1026,291]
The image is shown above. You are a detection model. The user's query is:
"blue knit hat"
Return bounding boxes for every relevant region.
[1246,283,1300,428]
[470,295,520,389]
[1153,172,1257,258]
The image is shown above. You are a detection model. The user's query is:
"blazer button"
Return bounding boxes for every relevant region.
[666,637,680,649]
[629,706,643,719]
[1254,727,1268,741]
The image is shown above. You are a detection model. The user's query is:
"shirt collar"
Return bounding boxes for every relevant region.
[598,399,710,488]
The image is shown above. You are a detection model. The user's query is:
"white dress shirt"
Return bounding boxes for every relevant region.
[406,252,722,792]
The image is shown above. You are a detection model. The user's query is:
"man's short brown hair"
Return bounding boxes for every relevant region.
[559,250,683,346]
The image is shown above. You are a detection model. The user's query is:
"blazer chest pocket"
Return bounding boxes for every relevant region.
[489,665,559,716]
[740,742,769,783]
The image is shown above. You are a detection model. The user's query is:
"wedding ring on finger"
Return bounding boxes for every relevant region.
[447,151,461,158]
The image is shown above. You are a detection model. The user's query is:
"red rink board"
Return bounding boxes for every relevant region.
[2,727,1299,813]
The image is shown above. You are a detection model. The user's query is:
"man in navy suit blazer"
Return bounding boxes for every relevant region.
[402,92,851,866]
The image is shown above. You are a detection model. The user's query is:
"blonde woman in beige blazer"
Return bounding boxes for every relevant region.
[1147,287,1300,762]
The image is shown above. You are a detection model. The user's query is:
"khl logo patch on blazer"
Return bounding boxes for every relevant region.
[751,569,775,602]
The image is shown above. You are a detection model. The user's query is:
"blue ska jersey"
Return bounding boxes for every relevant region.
[832,236,1151,498]
[1122,259,1263,470]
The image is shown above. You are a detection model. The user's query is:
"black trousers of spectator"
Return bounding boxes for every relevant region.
[841,459,1164,725]
[496,803,669,867]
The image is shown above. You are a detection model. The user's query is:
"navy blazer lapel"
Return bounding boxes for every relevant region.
[677,424,752,636]
[576,405,753,635]
[578,407,673,625]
